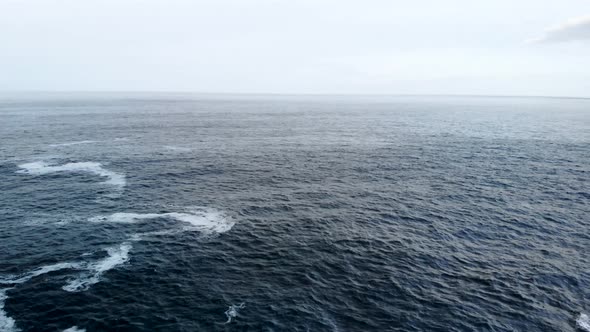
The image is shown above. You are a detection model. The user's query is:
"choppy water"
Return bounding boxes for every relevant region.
[0,94,588,331]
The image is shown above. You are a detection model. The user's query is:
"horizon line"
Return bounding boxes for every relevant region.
[0,90,589,100]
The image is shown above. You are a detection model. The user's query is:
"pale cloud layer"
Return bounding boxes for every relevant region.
[529,16,590,43]
[0,0,589,97]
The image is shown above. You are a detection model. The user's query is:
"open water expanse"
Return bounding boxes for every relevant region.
[0,94,588,331]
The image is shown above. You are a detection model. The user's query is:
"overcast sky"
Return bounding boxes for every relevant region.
[1,0,589,97]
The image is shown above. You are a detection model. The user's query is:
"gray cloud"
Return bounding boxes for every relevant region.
[529,15,590,43]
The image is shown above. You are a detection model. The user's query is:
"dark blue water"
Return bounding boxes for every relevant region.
[0,94,589,331]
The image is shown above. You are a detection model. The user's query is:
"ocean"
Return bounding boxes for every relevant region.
[0,94,588,331]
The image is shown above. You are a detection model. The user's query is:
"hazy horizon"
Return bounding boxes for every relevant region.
[1,90,590,99]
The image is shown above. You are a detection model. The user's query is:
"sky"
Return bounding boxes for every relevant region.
[0,0,589,97]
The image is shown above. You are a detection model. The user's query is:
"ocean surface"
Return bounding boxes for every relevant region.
[0,94,588,331]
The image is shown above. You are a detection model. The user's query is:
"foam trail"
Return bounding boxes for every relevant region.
[62,327,85,332]
[0,289,19,332]
[89,208,234,234]
[0,246,130,293]
[163,145,192,152]
[129,229,180,242]
[89,213,164,224]
[63,243,131,292]
[578,313,590,332]
[49,141,97,147]
[0,262,83,285]
[17,161,125,188]
[224,303,245,324]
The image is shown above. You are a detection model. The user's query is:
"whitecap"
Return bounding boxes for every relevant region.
[224,302,245,324]
[0,289,19,332]
[49,141,98,147]
[17,161,126,188]
[89,208,234,235]
[63,243,131,292]
[62,326,85,332]
[577,313,590,332]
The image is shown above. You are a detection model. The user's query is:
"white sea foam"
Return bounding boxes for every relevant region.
[0,262,83,285]
[224,303,245,324]
[163,145,192,152]
[89,213,163,224]
[22,215,77,227]
[62,326,85,332]
[89,208,234,234]
[0,289,19,332]
[49,140,97,147]
[129,230,180,242]
[17,161,125,188]
[63,243,131,292]
[0,244,130,295]
[578,313,590,332]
